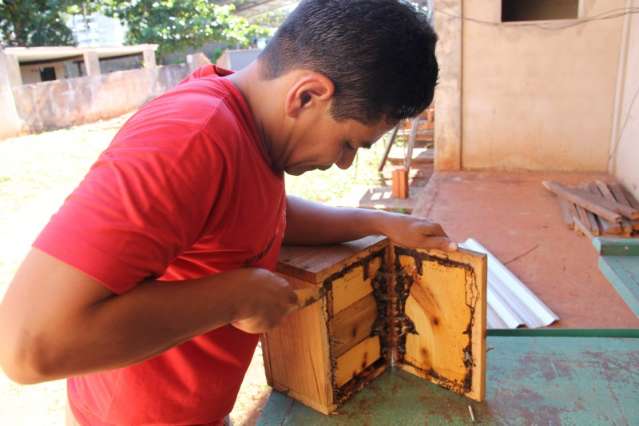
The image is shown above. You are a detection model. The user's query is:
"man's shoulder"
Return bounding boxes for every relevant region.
[160,74,239,128]
[117,76,244,150]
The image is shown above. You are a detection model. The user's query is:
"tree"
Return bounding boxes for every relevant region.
[0,0,77,46]
[250,6,296,30]
[102,0,271,59]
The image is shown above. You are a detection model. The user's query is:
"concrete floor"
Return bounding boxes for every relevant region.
[413,171,639,328]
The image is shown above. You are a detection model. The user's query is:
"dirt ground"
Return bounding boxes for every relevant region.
[0,116,128,426]
[0,113,386,425]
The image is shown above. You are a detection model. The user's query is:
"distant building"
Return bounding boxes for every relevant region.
[67,13,127,47]
[0,44,191,138]
[2,45,157,85]
[215,48,262,71]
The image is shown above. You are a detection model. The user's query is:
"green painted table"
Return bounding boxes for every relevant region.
[257,330,639,425]
[593,238,639,317]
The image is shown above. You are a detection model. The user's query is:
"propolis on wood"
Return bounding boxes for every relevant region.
[261,236,487,414]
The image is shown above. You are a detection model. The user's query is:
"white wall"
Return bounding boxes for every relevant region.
[0,51,22,138]
[459,0,626,171]
[611,0,639,200]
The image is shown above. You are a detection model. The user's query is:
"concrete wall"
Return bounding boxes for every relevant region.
[0,51,23,139]
[99,55,143,74]
[216,48,261,71]
[9,64,189,135]
[611,0,639,200]
[458,0,625,171]
[433,0,462,171]
[186,52,213,71]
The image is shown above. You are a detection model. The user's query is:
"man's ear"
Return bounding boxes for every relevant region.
[284,72,335,118]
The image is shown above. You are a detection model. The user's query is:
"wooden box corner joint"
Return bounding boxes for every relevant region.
[261,236,487,414]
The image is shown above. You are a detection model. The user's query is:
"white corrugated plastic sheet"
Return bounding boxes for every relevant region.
[459,239,559,329]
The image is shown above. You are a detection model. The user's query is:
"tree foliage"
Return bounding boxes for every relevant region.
[1,0,270,57]
[250,6,295,30]
[0,0,76,46]
[102,0,271,57]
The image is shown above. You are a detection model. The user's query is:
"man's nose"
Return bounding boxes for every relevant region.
[336,148,357,170]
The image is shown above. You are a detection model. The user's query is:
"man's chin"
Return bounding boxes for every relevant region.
[285,164,332,175]
[286,168,306,176]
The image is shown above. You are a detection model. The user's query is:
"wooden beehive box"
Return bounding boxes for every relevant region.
[261,236,487,414]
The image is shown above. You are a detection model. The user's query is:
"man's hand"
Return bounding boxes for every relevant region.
[231,269,299,334]
[377,212,457,251]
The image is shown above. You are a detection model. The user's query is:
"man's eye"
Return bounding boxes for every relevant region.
[344,141,356,150]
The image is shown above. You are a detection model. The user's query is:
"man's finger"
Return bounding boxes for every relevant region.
[420,236,457,251]
[419,222,447,237]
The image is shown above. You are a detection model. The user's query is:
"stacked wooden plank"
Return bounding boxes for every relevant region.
[543,180,639,238]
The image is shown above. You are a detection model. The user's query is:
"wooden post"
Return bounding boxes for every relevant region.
[392,167,409,199]
[378,125,400,172]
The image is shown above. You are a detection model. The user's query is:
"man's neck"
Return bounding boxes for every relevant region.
[227,62,292,172]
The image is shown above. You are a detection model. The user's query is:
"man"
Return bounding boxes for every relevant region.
[0,0,450,424]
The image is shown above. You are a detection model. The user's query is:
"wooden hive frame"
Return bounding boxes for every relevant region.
[261,236,487,414]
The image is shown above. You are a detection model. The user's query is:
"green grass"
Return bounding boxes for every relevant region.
[0,116,129,298]
[0,116,133,426]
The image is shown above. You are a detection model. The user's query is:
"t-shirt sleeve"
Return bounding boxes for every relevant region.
[33,109,226,294]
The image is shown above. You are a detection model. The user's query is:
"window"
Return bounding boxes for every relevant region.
[40,67,57,81]
[502,0,579,22]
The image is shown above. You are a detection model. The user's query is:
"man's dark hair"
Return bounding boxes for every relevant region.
[258,0,438,124]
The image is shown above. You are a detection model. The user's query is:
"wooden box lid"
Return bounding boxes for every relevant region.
[277,235,388,284]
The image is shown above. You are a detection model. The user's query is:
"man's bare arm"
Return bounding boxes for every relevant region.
[0,248,297,384]
[284,195,456,250]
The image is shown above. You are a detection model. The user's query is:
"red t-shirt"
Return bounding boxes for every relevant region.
[33,66,286,425]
